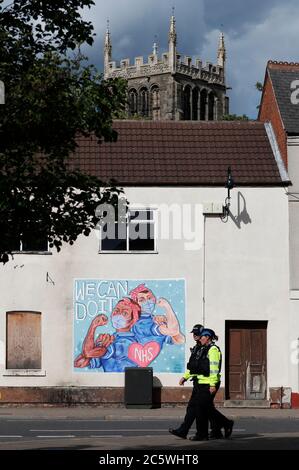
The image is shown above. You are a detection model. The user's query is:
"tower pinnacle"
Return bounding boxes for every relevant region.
[153,35,158,56]
[168,11,177,73]
[217,32,226,67]
[168,10,177,46]
[104,20,112,78]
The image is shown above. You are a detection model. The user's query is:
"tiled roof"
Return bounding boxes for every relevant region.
[268,61,299,135]
[70,120,286,186]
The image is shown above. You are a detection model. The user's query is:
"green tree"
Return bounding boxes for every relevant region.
[0,1,127,263]
[222,114,250,121]
[255,81,263,110]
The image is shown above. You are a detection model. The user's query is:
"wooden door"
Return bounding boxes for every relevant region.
[225,321,267,400]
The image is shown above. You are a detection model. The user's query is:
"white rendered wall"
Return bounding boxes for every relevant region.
[0,186,291,393]
[288,137,299,394]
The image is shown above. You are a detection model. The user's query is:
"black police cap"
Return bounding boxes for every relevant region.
[190,324,204,335]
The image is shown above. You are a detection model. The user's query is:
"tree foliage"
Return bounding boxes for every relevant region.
[255,81,264,110]
[222,114,250,121]
[0,0,127,263]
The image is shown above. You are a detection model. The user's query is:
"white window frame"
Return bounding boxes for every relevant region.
[11,239,51,255]
[10,226,50,254]
[99,207,158,254]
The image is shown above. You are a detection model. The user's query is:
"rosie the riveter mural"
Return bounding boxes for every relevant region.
[73,279,186,373]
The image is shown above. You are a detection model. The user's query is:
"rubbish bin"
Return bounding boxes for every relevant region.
[124,367,153,409]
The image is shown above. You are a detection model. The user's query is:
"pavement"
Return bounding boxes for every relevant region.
[1,404,299,420]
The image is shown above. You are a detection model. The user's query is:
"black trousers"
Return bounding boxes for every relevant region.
[195,383,231,437]
[176,382,200,436]
[177,381,230,437]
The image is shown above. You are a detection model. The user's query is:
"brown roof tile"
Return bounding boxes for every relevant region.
[69,120,287,186]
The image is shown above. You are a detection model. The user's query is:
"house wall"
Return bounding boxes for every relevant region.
[288,137,299,192]
[287,138,299,403]
[0,187,291,396]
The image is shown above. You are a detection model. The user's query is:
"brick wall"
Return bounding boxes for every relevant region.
[0,386,223,407]
[259,72,288,167]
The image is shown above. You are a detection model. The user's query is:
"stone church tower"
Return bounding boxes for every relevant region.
[104,15,229,121]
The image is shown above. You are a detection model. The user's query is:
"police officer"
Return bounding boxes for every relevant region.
[168,323,204,439]
[169,326,233,440]
[190,328,233,440]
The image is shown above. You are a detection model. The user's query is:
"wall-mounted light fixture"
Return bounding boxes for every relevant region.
[224,166,234,215]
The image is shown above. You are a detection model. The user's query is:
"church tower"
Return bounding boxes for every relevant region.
[104,15,229,120]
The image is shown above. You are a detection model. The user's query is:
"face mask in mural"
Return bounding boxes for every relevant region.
[111,314,129,329]
[141,300,155,315]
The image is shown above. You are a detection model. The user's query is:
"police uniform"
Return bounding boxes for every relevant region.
[169,327,233,440]
[188,330,233,440]
[168,324,204,439]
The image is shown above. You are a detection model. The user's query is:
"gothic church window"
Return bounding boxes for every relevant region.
[129,89,138,116]
[192,88,199,120]
[200,89,207,120]
[151,86,160,121]
[183,85,191,120]
[208,92,215,121]
[225,96,229,115]
[139,88,149,117]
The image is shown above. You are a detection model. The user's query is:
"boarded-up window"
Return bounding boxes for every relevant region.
[6,312,41,369]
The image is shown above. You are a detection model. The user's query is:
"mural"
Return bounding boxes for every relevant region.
[73,279,186,373]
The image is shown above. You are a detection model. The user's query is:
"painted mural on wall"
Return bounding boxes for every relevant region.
[73,279,186,373]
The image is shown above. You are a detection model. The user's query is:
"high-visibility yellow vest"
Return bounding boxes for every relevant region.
[183,344,221,386]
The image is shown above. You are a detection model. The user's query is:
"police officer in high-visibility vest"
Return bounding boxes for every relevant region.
[169,323,204,439]
[190,328,233,441]
[169,327,233,440]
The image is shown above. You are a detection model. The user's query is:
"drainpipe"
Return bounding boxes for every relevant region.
[202,214,206,326]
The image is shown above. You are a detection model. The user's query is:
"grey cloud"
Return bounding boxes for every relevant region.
[83,0,299,118]
[203,0,287,34]
[88,0,206,63]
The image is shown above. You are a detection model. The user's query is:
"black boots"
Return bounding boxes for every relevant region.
[168,428,187,439]
[224,420,234,438]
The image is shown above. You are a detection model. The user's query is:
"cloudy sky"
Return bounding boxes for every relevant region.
[82,0,299,118]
